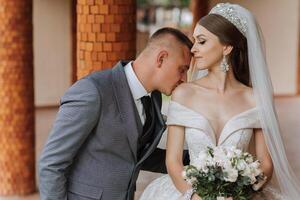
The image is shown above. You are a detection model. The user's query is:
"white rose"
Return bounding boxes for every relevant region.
[237,160,248,171]
[235,149,242,156]
[202,166,209,173]
[186,176,197,185]
[241,166,251,177]
[224,167,238,182]
[245,156,254,163]
[242,165,261,184]
[249,161,262,177]
[193,158,207,171]
[224,146,238,159]
[223,160,233,170]
[213,148,229,167]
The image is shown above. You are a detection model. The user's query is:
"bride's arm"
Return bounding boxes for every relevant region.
[166,125,202,200]
[166,124,191,193]
[254,128,274,183]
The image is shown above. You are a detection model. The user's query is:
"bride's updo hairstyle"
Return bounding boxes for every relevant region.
[198,14,250,87]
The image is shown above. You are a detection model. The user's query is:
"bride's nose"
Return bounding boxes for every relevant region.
[191,43,197,54]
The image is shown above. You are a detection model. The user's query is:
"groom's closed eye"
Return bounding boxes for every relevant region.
[179,65,189,73]
[179,68,185,74]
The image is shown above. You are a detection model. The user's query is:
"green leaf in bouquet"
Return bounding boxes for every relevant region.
[207,146,214,157]
[215,167,226,181]
[185,165,199,177]
[240,176,251,186]
[208,174,215,182]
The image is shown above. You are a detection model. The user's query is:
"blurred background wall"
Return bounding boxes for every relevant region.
[34,0,72,106]
[34,0,300,108]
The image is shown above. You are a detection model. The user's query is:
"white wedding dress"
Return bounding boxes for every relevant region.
[140,101,283,200]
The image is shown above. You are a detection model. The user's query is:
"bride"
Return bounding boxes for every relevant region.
[140,3,300,200]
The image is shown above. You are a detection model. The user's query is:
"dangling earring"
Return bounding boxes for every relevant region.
[220,55,229,72]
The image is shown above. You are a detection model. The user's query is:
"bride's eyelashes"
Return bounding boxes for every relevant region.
[198,39,206,45]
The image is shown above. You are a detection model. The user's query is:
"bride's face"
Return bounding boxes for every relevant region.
[191,24,224,71]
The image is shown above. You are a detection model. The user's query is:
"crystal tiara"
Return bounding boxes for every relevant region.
[209,3,247,36]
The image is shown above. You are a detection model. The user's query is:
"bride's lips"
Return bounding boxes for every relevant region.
[194,56,202,59]
[193,56,203,62]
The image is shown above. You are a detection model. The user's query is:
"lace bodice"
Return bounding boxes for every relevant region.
[166,101,261,165]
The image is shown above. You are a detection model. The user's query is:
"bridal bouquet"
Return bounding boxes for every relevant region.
[182,146,266,200]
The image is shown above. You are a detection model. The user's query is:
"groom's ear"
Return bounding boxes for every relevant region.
[156,50,168,67]
[223,45,233,56]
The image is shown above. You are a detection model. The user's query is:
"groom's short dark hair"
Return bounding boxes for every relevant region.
[149,27,193,50]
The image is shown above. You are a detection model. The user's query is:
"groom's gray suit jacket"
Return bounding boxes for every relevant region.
[39,61,170,200]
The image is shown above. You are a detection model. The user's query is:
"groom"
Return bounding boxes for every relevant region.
[39,27,192,200]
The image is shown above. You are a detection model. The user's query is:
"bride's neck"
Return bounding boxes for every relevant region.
[206,66,238,93]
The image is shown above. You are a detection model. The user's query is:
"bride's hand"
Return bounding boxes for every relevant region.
[252,175,268,191]
[191,193,202,200]
[191,194,233,200]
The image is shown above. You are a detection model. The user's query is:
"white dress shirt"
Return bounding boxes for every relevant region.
[124,61,149,125]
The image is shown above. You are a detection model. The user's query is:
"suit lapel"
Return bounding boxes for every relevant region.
[111,61,142,162]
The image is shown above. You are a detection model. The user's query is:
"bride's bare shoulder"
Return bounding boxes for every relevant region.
[171,81,205,103]
[171,83,195,101]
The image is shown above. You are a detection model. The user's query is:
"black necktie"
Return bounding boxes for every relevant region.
[138,95,153,159]
[140,95,152,134]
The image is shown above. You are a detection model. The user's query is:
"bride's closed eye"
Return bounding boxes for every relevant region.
[198,40,206,45]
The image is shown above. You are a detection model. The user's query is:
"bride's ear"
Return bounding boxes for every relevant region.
[223,45,233,56]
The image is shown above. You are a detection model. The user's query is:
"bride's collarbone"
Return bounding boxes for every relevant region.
[175,82,255,126]
[180,98,255,132]
[188,89,255,113]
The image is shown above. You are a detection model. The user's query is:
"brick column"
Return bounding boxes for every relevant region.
[190,0,209,30]
[76,0,136,79]
[0,0,35,195]
[298,10,300,95]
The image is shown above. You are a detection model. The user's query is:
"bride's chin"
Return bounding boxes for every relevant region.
[194,61,208,71]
